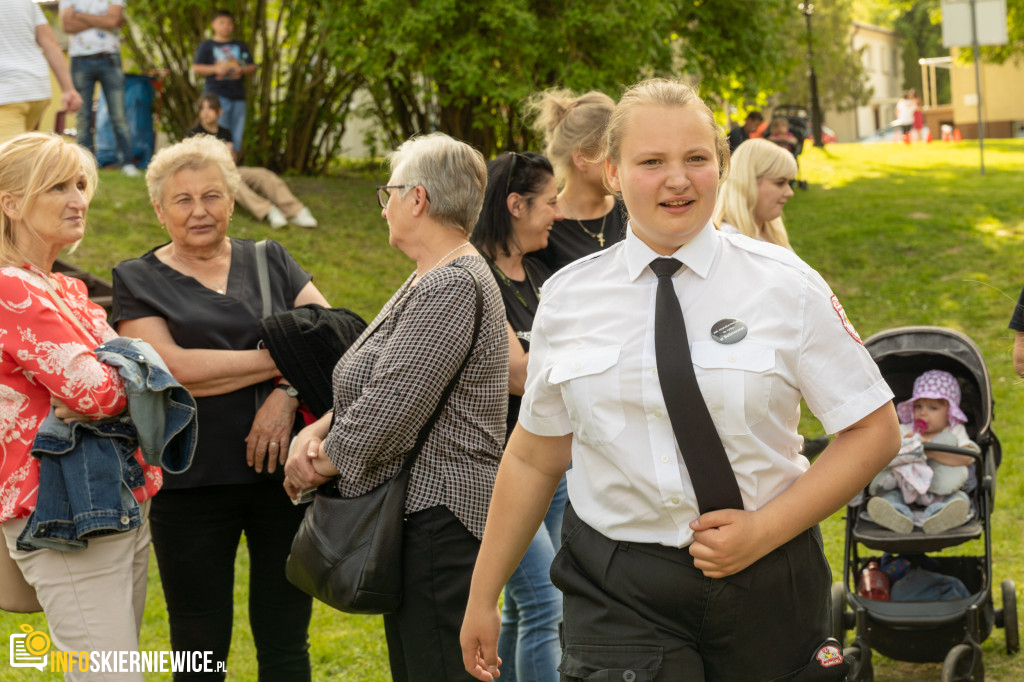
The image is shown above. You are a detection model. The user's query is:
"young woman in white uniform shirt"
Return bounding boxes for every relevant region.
[461,79,901,681]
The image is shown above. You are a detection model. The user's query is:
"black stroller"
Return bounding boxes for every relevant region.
[834,326,1018,681]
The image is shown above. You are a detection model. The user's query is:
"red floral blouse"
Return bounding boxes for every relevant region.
[1,264,162,523]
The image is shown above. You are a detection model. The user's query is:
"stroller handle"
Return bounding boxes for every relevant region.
[922,442,983,464]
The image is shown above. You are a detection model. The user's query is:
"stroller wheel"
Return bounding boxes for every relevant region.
[1001,580,1019,654]
[830,581,847,647]
[844,643,873,682]
[941,643,983,682]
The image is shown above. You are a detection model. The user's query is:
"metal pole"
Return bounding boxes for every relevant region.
[920,61,930,108]
[970,0,986,175]
[799,3,825,148]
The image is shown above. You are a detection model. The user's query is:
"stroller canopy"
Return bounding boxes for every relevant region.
[864,326,994,447]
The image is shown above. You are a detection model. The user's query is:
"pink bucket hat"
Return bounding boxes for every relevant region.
[896,369,968,427]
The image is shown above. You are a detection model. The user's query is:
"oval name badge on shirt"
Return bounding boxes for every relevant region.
[710,318,748,344]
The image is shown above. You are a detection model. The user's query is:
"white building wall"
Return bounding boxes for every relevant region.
[824,22,903,142]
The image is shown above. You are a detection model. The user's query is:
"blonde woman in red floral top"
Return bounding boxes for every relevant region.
[0,132,161,676]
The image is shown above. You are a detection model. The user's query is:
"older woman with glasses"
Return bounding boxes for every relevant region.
[285,132,508,682]
[111,134,329,679]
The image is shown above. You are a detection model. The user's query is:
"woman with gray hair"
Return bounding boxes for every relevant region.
[111,133,329,679]
[284,132,508,681]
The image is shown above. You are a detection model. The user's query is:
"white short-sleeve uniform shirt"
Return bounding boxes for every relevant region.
[519,221,893,548]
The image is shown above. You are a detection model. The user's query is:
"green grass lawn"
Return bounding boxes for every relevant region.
[3,139,1024,680]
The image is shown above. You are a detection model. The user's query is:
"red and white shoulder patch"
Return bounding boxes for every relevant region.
[815,643,844,668]
[831,295,862,344]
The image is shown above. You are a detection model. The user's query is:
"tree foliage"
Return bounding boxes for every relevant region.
[350,0,796,157]
[776,0,872,115]
[124,0,363,173]
[856,0,1024,68]
[123,0,838,170]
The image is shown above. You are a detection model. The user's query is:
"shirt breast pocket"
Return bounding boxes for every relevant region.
[691,341,775,435]
[549,346,625,446]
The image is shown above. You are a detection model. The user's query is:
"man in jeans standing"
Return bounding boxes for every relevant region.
[60,0,139,176]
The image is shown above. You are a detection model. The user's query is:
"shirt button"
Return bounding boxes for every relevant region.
[728,354,737,363]
[120,516,130,525]
[651,367,658,375]
[653,409,664,419]
[661,456,669,463]
[573,363,581,372]
[623,672,637,682]
[670,497,680,505]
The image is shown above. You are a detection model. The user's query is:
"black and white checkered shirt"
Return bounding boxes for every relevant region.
[323,255,509,539]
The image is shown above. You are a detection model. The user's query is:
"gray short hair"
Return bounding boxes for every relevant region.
[387,133,487,235]
[145,135,240,207]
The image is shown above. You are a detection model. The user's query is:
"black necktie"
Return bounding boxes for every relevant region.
[650,257,744,514]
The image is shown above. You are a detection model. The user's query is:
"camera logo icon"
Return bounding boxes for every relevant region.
[9,624,50,671]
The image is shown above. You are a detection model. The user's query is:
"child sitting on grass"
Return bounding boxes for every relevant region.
[867,369,979,535]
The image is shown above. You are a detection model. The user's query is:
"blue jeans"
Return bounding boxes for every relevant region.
[217,96,247,153]
[71,53,133,166]
[497,476,567,682]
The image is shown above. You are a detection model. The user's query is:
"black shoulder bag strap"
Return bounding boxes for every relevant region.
[399,265,484,473]
[255,239,272,318]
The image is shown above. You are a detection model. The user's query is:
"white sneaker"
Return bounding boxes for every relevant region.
[121,164,140,178]
[266,206,288,230]
[922,497,970,535]
[867,496,914,534]
[289,207,318,228]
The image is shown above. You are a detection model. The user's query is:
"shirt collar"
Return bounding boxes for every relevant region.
[624,220,720,281]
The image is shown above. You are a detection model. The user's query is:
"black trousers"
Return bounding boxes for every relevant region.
[149,481,312,681]
[383,505,480,682]
[551,503,833,682]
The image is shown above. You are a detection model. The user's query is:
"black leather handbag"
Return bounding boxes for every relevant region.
[285,267,483,614]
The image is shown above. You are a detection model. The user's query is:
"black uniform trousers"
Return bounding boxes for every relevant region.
[550,503,833,681]
[383,505,480,682]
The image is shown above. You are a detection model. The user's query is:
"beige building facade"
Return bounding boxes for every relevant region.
[823,22,904,142]
[948,48,1024,139]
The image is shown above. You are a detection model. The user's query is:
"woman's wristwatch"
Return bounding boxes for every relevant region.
[275,383,300,400]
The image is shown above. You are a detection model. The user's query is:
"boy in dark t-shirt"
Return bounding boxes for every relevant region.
[192,10,256,157]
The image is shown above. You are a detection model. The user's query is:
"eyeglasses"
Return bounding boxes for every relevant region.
[376,185,406,209]
[504,152,520,195]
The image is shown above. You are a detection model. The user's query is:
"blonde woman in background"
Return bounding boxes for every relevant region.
[526,88,625,271]
[713,138,797,250]
[1,133,162,680]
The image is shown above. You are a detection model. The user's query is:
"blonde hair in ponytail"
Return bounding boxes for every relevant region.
[525,88,615,185]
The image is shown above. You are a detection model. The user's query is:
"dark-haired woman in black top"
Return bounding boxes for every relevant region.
[470,151,565,682]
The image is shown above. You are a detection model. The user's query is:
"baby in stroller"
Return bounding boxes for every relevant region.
[766,117,799,157]
[867,369,979,535]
